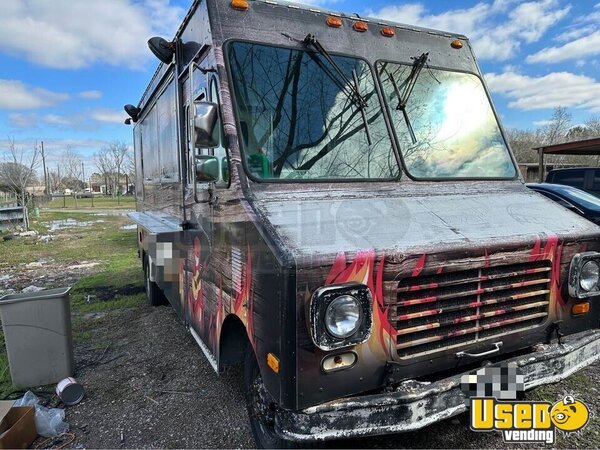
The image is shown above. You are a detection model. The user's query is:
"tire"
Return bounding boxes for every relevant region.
[144,256,168,306]
[244,346,295,449]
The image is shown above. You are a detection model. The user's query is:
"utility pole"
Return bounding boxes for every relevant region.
[81,162,85,188]
[41,141,48,194]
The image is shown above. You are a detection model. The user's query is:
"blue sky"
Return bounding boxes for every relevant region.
[1,0,599,174]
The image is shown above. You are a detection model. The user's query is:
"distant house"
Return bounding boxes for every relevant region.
[89,172,133,195]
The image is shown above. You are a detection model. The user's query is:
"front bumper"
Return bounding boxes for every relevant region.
[277,329,600,442]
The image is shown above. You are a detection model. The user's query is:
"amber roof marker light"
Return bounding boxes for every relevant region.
[327,16,343,28]
[451,39,464,49]
[381,27,395,37]
[353,21,368,32]
[231,0,249,11]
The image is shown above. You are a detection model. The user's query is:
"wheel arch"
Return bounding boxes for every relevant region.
[219,314,250,371]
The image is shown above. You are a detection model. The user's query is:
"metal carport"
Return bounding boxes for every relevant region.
[535,137,600,182]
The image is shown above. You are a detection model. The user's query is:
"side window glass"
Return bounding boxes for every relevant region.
[209,78,230,187]
[157,81,179,182]
[141,104,160,183]
[188,63,208,187]
[552,170,585,189]
[592,170,600,191]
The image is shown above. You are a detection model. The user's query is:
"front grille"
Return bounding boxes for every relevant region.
[390,260,552,359]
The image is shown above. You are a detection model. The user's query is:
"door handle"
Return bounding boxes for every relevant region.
[456,342,503,359]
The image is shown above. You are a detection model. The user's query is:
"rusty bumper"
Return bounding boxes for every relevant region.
[277,329,600,442]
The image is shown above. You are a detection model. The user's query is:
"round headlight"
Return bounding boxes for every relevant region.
[580,261,600,291]
[324,295,362,339]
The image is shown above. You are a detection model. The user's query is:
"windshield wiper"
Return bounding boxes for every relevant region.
[390,52,430,145]
[303,34,373,146]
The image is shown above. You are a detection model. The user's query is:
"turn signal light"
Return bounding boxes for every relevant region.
[381,27,395,37]
[353,21,368,32]
[267,353,280,373]
[326,16,343,28]
[572,302,590,315]
[231,0,249,11]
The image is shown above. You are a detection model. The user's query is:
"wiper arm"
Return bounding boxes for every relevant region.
[390,52,430,145]
[303,34,372,145]
[385,67,417,145]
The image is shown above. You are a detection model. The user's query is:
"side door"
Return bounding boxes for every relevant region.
[181,56,220,363]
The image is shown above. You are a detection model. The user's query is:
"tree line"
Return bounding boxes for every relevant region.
[507,107,600,166]
[0,140,133,227]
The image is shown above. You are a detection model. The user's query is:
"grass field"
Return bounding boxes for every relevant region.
[45,195,135,209]
[0,208,144,396]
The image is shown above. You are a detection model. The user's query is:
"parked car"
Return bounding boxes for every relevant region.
[527,183,600,225]
[545,167,600,197]
[73,191,93,198]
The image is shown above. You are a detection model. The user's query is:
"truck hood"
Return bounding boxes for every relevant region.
[251,181,600,263]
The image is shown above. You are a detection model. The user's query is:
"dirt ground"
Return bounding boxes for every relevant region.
[61,302,600,449]
[2,210,599,449]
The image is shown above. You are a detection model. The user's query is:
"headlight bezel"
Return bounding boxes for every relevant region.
[569,252,600,298]
[310,283,373,351]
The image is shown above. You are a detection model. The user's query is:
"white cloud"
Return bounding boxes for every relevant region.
[527,30,600,64]
[8,110,122,129]
[370,0,569,61]
[0,0,185,70]
[78,90,103,100]
[91,108,126,124]
[485,70,600,111]
[8,112,85,129]
[554,25,596,43]
[0,80,69,109]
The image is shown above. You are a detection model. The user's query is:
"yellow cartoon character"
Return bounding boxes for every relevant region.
[551,396,589,432]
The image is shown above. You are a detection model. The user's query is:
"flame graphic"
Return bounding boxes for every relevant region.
[325,250,395,358]
[234,246,254,346]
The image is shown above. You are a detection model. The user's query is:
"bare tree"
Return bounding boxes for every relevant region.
[94,147,115,196]
[47,169,65,193]
[106,141,128,198]
[62,147,83,188]
[584,115,600,138]
[124,145,135,194]
[505,128,544,164]
[0,138,40,229]
[539,107,572,167]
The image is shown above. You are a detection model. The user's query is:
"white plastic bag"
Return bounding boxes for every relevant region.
[14,391,69,437]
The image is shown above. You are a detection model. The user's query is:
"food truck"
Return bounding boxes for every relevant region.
[128,0,600,446]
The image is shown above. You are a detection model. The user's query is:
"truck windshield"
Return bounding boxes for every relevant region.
[377,62,516,179]
[227,42,398,181]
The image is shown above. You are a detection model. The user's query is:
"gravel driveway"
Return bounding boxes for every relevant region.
[65,303,600,449]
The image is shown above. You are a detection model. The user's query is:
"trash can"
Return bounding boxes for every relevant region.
[0,287,73,388]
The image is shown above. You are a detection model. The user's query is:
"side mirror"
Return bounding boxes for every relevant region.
[192,101,219,148]
[195,155,219,183]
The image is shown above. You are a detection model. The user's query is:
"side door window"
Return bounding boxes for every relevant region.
[187,63,209,196]
[209,77,230,187]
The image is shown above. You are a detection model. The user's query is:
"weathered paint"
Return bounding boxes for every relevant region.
[129,0,600,440]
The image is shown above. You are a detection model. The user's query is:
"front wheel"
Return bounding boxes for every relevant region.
[244,347,295,449]
[144,256,168,306]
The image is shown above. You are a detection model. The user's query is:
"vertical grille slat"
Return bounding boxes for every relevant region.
[392,260,552,359]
